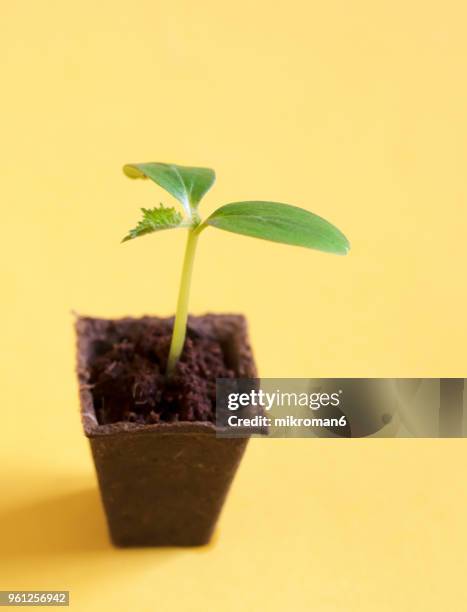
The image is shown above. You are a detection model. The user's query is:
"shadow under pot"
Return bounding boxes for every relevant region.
[76,313,256,547]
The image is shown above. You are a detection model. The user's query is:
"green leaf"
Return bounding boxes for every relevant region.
[123,162,215,217]
[122,205,184,242]
[202,201,350,255]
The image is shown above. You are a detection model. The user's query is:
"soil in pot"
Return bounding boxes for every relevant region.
[77,313,256,547]
[89,316,237,425]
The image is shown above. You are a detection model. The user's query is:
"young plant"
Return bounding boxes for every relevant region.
[123,162,350,376]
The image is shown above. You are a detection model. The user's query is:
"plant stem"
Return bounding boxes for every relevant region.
[166,227,200,376]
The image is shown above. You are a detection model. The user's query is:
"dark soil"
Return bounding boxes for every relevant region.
[89,318,236,425]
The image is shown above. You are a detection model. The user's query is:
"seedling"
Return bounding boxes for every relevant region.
[123,162,350,376]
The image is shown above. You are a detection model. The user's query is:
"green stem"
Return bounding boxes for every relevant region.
[166,227,200,376]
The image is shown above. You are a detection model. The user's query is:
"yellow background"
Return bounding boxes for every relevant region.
[2,1,467,610]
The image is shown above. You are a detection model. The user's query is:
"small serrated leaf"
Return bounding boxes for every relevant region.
[122,205,184,242]
[123,162,215,217]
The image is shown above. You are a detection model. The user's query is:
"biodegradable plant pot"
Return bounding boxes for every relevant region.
[76,314,256,547]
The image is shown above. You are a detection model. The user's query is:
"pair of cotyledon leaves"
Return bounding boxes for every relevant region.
[122,162,350,255]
